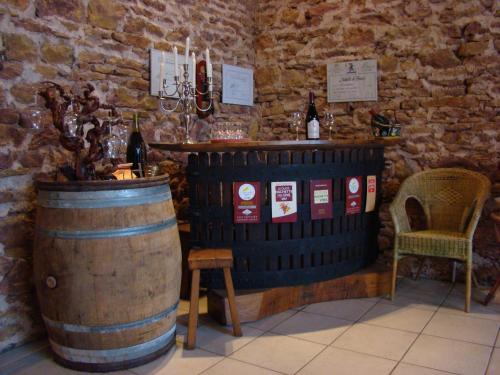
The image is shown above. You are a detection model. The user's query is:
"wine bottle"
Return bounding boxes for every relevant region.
[126,113,148,177]
[306,91,320,140]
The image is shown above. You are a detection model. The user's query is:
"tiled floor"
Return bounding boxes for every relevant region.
[1,279,499,375]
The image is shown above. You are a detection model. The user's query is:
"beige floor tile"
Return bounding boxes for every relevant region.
[201,358,281,375]
[424,311,499,346]
[178,324,264,356]
[397,278,453,297]
[0,339,49,369]
[360,304,434,333]
[332,323,417,361]
[296,347,396,375]
[487,348,500,375]
[244,309,297,331]
[271,311,351,345]
[381,291,445,311]
[402,334,492,375]
[7,357,133,375]
[131,343,223,375]
[392,363,453,375]
[439,295,500,321]
[230,332,325,375]
[303,298,377,321]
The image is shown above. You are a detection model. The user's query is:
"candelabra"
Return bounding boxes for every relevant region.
[159,62,213,144]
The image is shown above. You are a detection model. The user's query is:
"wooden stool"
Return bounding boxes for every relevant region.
[187,248,242,349]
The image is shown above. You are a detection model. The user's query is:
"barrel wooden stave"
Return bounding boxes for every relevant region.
[33,177,180,371]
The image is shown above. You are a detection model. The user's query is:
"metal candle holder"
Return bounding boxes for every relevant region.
[158,63,213,144]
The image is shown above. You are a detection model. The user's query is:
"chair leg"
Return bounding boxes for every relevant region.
[465,260,471,313]
[187,269,200,349]
[223,267,242,337]
[451,261,457,283]
[391,254,398,301]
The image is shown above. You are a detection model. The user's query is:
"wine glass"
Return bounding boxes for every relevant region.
[289,112,303,141]
[324,112,335,140]
[20,94,43,132]
[63,101,79,138]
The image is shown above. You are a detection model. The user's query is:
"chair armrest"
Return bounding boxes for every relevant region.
[464,196,489,240]
[389,191,412,234]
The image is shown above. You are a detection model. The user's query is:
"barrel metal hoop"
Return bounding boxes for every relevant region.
[38,185,172,208]
[43,300,179,333]
[49,324,176,364]
[37,217,177,239]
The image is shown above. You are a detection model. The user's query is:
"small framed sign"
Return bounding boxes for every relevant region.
[222,64,254,106]
[271,181,297,223]
[233,182,261,224]
[310,180,333,220]
[346,176,362,215]
[327,59,378,103]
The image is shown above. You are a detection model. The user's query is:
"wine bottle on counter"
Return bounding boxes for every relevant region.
[126,113,148,177]
[305,91,320,140]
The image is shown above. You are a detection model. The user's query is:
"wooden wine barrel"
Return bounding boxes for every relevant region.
[33,175,181,372]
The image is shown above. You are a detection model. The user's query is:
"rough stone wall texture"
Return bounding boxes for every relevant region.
[254,0,499,282]
[0,0,257,353]
[1,0,499,354]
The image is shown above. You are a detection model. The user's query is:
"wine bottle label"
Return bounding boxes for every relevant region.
[307,119,320,139]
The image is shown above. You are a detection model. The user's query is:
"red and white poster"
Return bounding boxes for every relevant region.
[365,175,376,212]
[271,181,297,223]
[345,176,362,215]
[233,182,261,224]
[310,180,333,220]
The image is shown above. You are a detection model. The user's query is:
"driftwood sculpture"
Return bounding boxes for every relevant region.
[39,82,124,180]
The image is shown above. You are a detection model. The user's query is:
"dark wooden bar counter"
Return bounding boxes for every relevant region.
[151,139,393,292]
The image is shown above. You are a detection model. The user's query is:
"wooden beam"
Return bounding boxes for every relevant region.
[208,264,391,325]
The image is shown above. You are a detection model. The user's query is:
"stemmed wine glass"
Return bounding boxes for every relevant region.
[63,100,79,138]
[289,112,303,141]
[20,94,43,132]
[324,112,335,140]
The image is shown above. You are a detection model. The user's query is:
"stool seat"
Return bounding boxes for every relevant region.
[188,248,233,270]
[186,247,242,349]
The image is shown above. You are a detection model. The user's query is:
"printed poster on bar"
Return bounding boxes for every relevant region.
[365,175,377,212]
[310,180,333,220]
[345,176,362,215]
[233,182,261,224]
[271,181,297,223]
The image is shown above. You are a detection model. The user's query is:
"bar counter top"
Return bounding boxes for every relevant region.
[149,138,401,153]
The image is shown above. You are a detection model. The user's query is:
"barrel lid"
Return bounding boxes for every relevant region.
[35,175,171,192]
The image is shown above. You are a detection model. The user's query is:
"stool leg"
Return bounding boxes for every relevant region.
[187,269,200,349]
[223,267,242,337]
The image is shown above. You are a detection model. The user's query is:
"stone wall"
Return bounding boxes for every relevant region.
[1,0,499,354]
[0,0,257,353]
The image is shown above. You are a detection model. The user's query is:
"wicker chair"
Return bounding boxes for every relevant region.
[390,168,491,312]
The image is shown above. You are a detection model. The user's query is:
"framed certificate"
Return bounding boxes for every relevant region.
[327,59,378,103]
[233,182,261,224]
[222,64,254,106]
[271,181,297,223]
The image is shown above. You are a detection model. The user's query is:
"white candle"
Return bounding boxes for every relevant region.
[0,35,4,51]
[159,51,165,88]
[173,46,178,78]
[207,62,213,79]
[205,48,210,67]
[185,37,190,63]
[191,52,196,80]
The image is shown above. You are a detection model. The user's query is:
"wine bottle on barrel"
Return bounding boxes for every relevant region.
[369,109,391,125]
[126,113,148,177]
[306,91,320,140]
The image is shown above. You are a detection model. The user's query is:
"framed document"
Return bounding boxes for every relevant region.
[150,49,195,97]
[233,182,261,224]
[222,64,254,106]
[271,181,297,223]
[327,59,378,103]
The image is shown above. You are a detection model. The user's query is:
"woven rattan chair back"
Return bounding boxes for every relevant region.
[397,168,490,232]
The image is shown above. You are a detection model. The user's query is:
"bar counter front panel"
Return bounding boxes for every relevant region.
[152,141,386,290]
